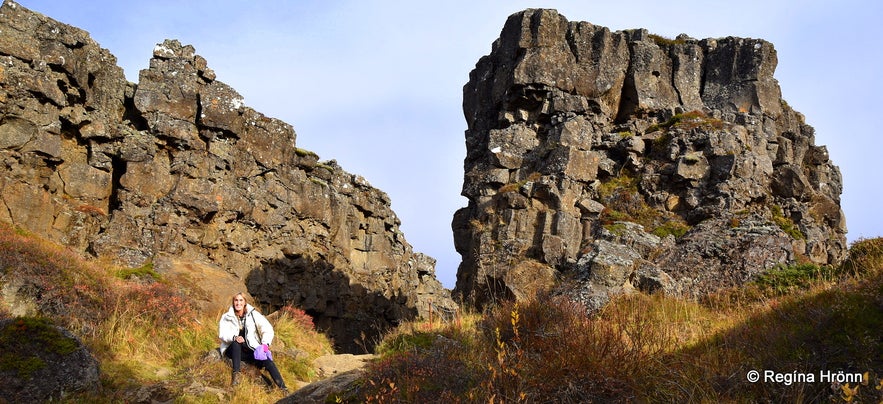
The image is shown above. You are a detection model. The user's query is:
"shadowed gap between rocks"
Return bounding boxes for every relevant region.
[246,255,417,354]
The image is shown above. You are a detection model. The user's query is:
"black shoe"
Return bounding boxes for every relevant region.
[231,371,241,386]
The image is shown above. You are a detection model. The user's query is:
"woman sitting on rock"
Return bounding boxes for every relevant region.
[218,292,287,391]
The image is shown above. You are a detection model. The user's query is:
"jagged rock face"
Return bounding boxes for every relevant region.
[453,9,847,310]
[0,1,454,353]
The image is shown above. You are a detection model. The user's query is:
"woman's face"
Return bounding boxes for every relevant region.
[233,294,246,312]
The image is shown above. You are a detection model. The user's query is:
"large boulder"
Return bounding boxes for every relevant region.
[0,317,100,402]
[0,1,455,353]
[453,9,847,310]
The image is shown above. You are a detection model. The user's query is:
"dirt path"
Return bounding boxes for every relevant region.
[284,353,376,402]
[312,353,376,378]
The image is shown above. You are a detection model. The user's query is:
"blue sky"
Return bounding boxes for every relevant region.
[14,0,882,288]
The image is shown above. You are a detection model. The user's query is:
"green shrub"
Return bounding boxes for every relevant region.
[650,131,673,151]
[652,220,691,239]
[597,172,651,226]
[770,205,805,240]
[753,263,833,296]
[375,331,437,356]
[114,261,161,281]
[603,222,629,236]
[598,173,691,238]
[647,110,723,133]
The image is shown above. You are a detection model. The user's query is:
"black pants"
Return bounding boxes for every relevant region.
[224,341,287,389]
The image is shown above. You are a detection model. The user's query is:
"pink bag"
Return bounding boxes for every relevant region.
[254,343,272,361]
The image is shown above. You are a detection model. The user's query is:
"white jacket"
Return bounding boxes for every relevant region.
[218,303,275,354]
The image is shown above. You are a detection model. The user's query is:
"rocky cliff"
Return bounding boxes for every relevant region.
[0,1,454,352]
[453,9,847,310]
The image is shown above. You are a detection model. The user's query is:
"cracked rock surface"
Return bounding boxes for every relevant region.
[453,9,846,310]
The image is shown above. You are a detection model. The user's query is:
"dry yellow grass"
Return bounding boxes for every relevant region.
[0,222,334,403]
[360,242,883,402]
[3,222,882,402]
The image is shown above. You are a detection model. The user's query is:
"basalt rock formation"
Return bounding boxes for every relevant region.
[0,1,454,353]
[453,9,847,310]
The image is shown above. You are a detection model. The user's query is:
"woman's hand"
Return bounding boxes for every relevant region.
[233,336,242,344]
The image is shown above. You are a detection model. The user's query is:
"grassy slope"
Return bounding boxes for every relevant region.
[352,238,883,403]
[2,218,882,402]
[0,222,333,403]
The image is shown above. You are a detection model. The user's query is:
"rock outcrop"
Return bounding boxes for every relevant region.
[283,353,375,403]
[0,317,100,402]
[0,1,454,352]
[453,9,847,310]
